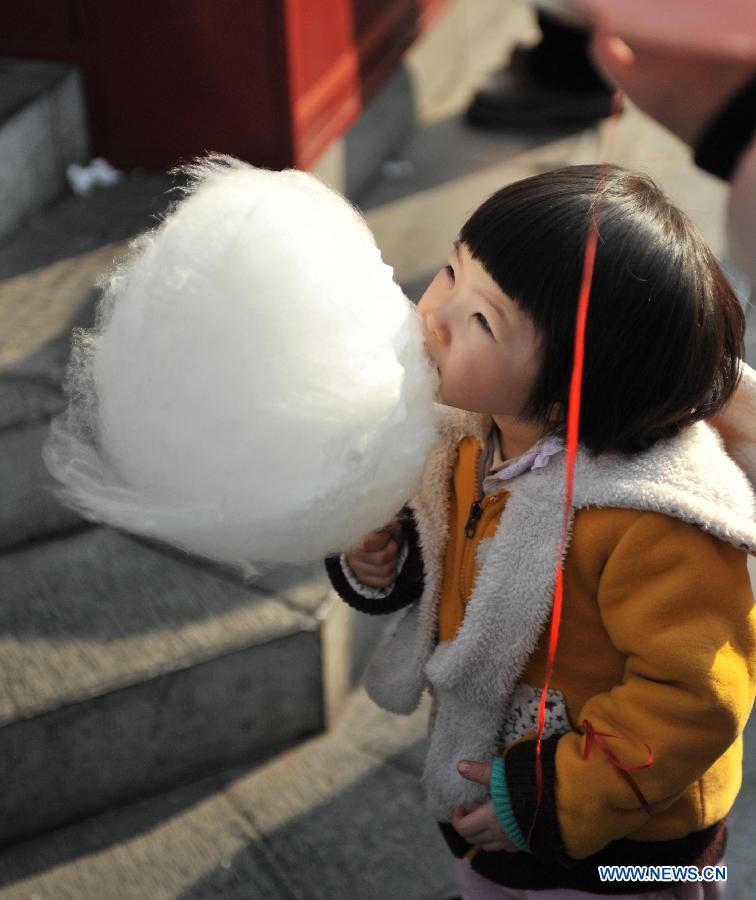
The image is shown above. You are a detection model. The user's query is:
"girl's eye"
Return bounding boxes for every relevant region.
[444,264,455,282]
[475,313,493,335]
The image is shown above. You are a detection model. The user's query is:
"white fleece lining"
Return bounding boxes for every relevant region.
[365,404,756,822]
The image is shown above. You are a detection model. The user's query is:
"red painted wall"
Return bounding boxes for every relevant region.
[0,0,447,170]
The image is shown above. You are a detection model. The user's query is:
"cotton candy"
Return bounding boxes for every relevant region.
[45,155,439,569]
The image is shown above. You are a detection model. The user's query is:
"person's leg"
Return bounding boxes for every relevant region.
[525,11,609,91]
[466,11,615,128]
[670,878,727,900]
[453,857,528,899]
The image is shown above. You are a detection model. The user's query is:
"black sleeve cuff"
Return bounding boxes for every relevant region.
[505,735,575,867]
[693,74,756,181]
[323,509,425,615]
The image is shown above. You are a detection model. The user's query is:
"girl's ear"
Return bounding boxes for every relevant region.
[546,402,564,424]
[709,362,756,492]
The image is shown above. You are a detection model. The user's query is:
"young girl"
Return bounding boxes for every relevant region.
[325,165,756,899]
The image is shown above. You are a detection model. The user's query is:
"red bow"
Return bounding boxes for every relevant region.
[581,719,654,816]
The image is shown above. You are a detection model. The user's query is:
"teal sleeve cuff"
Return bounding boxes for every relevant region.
[491,755,529,852]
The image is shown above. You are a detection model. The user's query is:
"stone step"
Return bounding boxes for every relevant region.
[0,688,458,900]
[1,689,756,899]
[0,466,392,847]
[0,525,322,846]
[0,304,386,845]
[0,359,389,849]
[0,264,390,852]
[0,179,390,848]
[0,58,89,244]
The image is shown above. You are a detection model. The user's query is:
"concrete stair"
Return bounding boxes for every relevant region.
[0,169,391,849]
[0,349,386,849]
[0,525,363,845]
[0,688,457,900]
[0,58,89,244]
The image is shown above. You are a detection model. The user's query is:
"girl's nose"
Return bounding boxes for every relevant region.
[424,307,451,347]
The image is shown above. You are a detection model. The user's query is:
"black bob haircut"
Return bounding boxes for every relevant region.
[459,165,745,455]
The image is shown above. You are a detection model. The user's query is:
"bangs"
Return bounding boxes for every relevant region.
[457,165,744,454]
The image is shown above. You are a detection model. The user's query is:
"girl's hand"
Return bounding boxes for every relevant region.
[345,518,403,589]
[452,760,521,853]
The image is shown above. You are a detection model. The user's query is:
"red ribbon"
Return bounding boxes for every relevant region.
[529,91,626,848]
[581,719,654,817]
[528,201,600,849]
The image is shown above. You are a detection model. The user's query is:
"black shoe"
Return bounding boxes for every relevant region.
[466,68,617,129]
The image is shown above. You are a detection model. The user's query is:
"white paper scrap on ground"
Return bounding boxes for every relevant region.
[67,157,123,196]
[45,155,439,570]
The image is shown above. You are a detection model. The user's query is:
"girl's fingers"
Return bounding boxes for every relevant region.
[480,841,511,853]
[360,530,392,551]
[452,801,509,845]
[347,560,398,588]
[346,524,403,588]
[348,554,398,580]
[468,829,497,843]
[457,804,493,830]
[361,518,404,551]
[450,805,467,827]
[460,818,500,843]
[350,553,397,572]
[349,543,399,573]
[353,573,396,588]
[457,760,492,785]
[383,517,404,539]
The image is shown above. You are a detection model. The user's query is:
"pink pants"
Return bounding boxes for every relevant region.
[454,858,727,900]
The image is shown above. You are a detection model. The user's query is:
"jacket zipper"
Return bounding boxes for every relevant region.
[460,446,486,600]
[464,500,483,538]
[464,446,486,538]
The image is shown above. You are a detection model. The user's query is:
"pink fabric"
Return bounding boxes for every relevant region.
[482,432,563,495]
[453,858,726,900]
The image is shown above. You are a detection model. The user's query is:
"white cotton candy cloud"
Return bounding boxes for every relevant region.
[44,155,439,568]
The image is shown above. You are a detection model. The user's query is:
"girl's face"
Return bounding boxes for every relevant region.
[418,242,544,420]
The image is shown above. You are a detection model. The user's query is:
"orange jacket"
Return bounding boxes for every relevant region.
[441,435,755,860]
[327,404,756,891]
